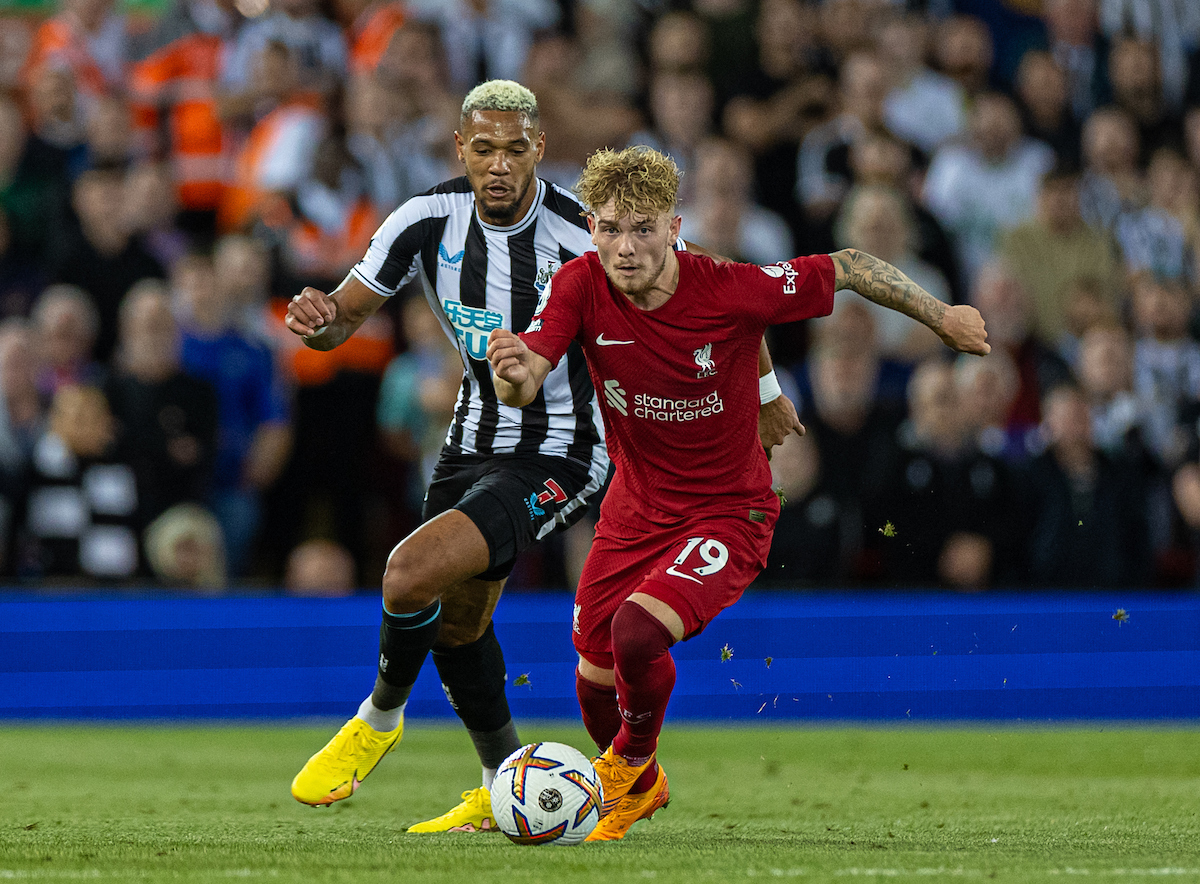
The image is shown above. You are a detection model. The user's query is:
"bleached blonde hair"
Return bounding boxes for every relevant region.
[460,80,539,128]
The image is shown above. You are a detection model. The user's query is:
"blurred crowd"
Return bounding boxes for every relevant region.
[0,0,1199,592]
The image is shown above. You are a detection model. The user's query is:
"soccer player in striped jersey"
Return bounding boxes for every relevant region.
[488,146,988,840]
[285,80,801,831]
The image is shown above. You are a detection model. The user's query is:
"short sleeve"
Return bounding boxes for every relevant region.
[729,254,836,329]
[519,258,589,368]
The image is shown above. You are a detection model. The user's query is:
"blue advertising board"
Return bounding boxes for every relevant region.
[2,591,1197,721]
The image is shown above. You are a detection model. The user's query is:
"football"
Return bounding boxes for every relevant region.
[491,742,603,845]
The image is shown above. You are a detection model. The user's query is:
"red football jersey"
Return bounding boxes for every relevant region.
[521,250,836,527]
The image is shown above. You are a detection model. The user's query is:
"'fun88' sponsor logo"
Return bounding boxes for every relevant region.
[444,299,503,360]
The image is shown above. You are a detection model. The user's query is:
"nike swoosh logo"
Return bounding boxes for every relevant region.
[596,334,635,346]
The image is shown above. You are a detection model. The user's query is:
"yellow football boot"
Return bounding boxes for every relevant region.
[291,716,402,806]
[408,787,500,833]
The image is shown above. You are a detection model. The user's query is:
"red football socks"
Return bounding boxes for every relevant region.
[576,670,622,751]
[611,600,677,767]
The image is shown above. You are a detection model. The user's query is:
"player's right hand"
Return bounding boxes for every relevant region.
[285,287,338,337]
[486,328,530,385]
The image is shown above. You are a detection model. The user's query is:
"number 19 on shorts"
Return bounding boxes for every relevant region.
[665,537,729,584]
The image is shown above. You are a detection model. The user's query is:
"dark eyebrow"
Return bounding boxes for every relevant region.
[468,136,532,148]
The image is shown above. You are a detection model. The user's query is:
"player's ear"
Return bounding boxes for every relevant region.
[668,214,682,244]
[586,213,597,237]
[534,130,546,162]
[453,130,466,163]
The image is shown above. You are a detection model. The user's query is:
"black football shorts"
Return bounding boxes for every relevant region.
[422,451,598,580]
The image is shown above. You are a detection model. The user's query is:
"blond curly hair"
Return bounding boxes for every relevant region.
[575,146,681,220]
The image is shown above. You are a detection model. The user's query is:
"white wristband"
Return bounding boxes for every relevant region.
[759,370,782,405]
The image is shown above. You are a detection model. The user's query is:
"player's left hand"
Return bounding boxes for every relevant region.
[759,392,804,460]
[937,304,990,356]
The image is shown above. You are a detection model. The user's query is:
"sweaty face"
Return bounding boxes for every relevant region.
[456,110,544,226]
[588,200,680,302]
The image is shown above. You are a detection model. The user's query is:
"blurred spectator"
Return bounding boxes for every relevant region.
[1023,381,1150,587]
[1078,105,1142,231]
[847,132,961,301]
[30,283,104,400]
[0,95,71,269]
[334,0,406,77]
[1040,0,1111,122]
[933,15,994,101]
[1013,49,1082,166]
[1055,275,1122,368]
[564,1,643,103]
[873,359,1021,590]
[796,50,893,223]
[18,383,140,581]
[286,131,381,292]
[370,20,462,198]
[1108,37,1182,163]
[213,232,272,333]
[720,0,829,226]
[521,32,641,188]
[834,184,951,364]
[998,164,1121,348]
[1145,146,1200,263]
[222,0,346,94]
[218,41,325,233]
[969,261,1073,433]
[143,501,226,588]
[628,68,716,199]
[645,8,708,76]
[762,307,899,585]
[284,536,356,595]
[0,320,44,571]
[0,208,45,320]
[687,136,794,266]
[1129,273,1200,466]
[47,164,166,362]
[173,251,292,577]
[878,15,967,155]
[25,65,87,171]
[923,92,1055,287]
[1099,0,1200,113]
[82,93,135,169]
[129,0,242,236]
[1075,319,1148,458]
[376,293,461,521]
[20,0,129,105]
[124,161,189,271]
[104,280,218,528]
[0,17,33,94]
[954,348,1027,462]
[407,0,559,92]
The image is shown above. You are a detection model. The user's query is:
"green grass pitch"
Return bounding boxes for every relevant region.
[3,722,1199,882]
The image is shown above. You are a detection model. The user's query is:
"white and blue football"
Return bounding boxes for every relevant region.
[491,742,602,845]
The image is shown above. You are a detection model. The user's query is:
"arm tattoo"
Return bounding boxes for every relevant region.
[831,248,946,332]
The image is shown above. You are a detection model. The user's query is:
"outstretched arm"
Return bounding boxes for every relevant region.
[829,248,989,356]
[487,328,553,407]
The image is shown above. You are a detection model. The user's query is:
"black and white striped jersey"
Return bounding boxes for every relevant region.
[351,176,607,478]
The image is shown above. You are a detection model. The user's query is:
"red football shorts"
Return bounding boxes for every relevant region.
[573,512,775,670]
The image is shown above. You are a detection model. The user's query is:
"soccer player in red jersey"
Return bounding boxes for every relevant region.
[487,146,989,841]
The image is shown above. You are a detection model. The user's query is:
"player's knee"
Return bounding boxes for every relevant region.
[611,600,676,671]
[381,543,440,611]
